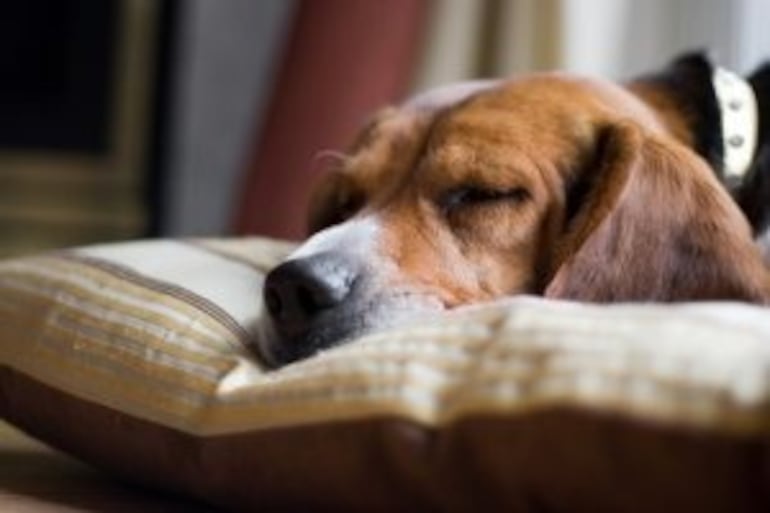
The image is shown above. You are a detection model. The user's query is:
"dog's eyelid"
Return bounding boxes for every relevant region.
[439,185,530,213]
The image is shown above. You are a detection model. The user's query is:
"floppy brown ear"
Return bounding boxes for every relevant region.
[544,122,769,303]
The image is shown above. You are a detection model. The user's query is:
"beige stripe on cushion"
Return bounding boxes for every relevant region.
[181,299,770,435]
[62,255,253,348]
[0,282,231,377]
[3,238,770,438]
[74,240,269,334]
[0,246,266,431]
[2,258,239,351]
[0,267,248,429]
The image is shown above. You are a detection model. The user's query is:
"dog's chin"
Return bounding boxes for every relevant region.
[252,316,282,368]
[253,314,367,369]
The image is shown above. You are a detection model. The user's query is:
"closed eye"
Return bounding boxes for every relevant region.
[439,186,530,214]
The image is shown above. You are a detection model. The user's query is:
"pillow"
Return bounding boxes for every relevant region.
[2,236,770,511]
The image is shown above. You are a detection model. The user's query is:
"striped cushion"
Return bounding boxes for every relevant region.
[2,237,770,511]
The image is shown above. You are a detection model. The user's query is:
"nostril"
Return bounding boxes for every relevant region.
[265,278,340,321]
[264,285,283,318]
[296,284,322,314]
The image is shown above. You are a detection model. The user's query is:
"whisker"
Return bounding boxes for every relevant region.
[313,149,351,169]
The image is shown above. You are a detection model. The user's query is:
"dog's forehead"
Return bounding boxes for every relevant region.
[342,78,571,194]
[355,79,508,147]
[349,81,510,163]
[340,75,661,195]
[404,79,504,111]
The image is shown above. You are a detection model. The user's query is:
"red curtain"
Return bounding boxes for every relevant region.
[234,0,429,239]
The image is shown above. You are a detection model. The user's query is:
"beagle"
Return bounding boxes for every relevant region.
[255,53,770,368]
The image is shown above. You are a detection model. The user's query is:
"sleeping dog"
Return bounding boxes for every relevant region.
[255,53,770,368]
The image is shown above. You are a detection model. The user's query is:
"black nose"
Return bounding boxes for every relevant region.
[263,254,357,337]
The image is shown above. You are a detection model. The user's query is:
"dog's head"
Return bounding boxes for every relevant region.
[255,73,769,367]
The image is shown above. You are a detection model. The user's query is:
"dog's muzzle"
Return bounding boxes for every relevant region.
[254,218,446,368]
[257,252,367,367]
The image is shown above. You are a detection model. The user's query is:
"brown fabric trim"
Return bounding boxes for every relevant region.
[3,367,770,512]
[56,252,252,348]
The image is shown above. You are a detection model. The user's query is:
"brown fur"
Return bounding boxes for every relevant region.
[545,122,769,302]
[308,74,770,306]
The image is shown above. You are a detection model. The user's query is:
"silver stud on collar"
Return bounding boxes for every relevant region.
[713,67,759,183]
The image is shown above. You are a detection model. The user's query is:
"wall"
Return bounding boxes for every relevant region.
[162,0,296,236]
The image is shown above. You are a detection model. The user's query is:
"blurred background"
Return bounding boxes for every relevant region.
[0,0,768,257]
